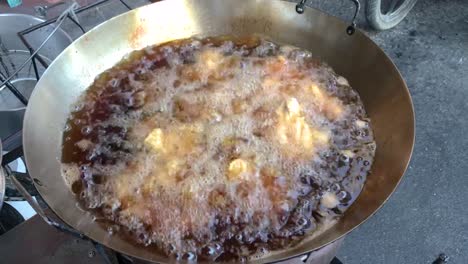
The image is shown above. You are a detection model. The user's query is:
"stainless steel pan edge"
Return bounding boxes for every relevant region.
[23,0,415,263]
[0,140,4,211]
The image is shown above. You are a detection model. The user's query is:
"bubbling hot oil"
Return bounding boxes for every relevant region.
[61,35,376,261]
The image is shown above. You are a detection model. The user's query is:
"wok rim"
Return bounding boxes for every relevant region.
[22,0,415,262]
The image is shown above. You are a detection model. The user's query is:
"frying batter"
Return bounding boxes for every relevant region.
[61,36,376,261]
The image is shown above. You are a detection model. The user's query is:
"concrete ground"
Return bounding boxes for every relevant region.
[306,0,468,263]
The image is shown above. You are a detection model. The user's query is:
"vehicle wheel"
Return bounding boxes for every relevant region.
[366,0,418,30]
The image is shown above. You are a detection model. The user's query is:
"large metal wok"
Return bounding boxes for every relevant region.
[23,0,415,262]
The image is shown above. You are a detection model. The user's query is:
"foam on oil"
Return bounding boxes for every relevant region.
[61,36,375,261]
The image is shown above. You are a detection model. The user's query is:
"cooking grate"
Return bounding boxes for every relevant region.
[1,0,152,158]
[0,0,156,155]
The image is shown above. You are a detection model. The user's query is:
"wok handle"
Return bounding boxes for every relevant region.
[295,0,361,35]
[346,0,361,35]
